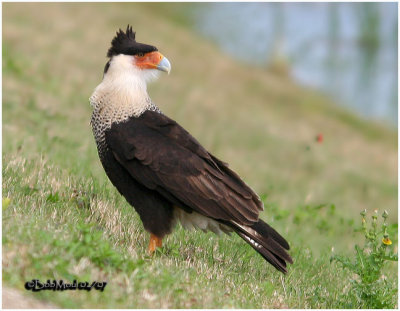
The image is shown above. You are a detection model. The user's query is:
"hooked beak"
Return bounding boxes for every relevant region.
[157,56,171,74]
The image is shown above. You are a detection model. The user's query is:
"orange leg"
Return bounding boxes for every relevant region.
[148,233,163,254]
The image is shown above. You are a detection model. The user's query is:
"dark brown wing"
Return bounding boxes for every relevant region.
[106,110,263,225]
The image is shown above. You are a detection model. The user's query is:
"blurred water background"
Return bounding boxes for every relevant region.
[193,2,397,127]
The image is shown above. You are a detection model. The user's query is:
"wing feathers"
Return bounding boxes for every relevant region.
[107,111,262,225]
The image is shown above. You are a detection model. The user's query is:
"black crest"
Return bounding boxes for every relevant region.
[107,25,158,58]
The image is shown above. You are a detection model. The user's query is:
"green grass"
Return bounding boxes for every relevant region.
[5,154,391,308]
[3,2,397,308]
[332,210,398,308]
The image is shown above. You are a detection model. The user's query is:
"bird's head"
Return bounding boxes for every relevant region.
[104,25,171,83]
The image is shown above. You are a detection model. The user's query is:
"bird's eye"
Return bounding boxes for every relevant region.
[137,53,145,57]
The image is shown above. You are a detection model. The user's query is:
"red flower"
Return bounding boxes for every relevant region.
[316,133,323,143]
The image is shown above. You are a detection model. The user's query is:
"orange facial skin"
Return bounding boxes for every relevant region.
[134,51,164,70]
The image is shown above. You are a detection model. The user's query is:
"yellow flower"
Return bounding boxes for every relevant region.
[382,237,392,245]
[2,197,11,210]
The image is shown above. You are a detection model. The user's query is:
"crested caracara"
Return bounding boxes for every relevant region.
[90,26,292,273]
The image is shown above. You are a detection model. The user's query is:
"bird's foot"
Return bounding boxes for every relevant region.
[148,233,163,254]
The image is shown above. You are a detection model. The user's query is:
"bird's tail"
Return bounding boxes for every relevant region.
[230,219,293,273]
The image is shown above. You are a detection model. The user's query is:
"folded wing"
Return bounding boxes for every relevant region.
[106,110,263,225]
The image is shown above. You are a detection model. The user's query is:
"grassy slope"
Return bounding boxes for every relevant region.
[3,3,397,308]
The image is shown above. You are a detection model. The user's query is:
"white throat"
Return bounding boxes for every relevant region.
[90,54,159,116]
[89,54,161,154]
